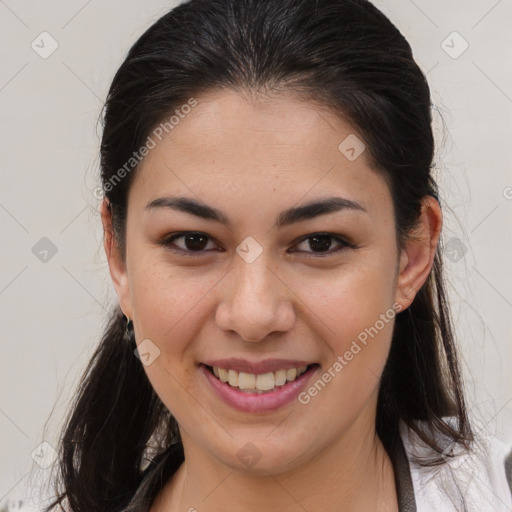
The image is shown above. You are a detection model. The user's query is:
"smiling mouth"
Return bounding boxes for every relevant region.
[204,364,318,394]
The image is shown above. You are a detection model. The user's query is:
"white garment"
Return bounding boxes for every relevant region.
[399,417,512,512]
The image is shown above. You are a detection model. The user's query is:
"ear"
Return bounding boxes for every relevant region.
[395,196,442,311]
[100,199,133,319]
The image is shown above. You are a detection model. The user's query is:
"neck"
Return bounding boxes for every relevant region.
[153,413,398,512]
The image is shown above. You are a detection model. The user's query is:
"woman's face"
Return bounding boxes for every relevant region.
[104,90,433,474]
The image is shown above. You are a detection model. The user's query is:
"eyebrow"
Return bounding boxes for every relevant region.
[145,196,367,228]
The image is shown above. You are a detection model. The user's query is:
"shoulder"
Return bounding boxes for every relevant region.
[398,417,512,512]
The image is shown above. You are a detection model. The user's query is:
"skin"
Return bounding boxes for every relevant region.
[101,89,442,512]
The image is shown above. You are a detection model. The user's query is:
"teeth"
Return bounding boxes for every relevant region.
[218,368,229,383]
[210,365,310,392]
[286,368,297,381]
[256,372,275,391]
[274,369,287,386]
[238,372,256,390]
[228,369,238,387]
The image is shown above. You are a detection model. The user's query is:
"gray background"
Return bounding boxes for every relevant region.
[1,0,511,510]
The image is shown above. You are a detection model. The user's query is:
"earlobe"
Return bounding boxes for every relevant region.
[100,199,133,319]
[395,196,442,310]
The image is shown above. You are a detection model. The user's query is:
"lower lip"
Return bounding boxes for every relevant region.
[200,364,319,413]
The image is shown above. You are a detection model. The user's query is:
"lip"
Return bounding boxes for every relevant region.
[200,363,319,413]
[202,358,314,374]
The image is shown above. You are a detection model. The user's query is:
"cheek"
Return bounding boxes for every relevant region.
[128,261,214,425]
[129,258,218,360]
[315,258,398,404]
[298,276,396,430]
[297,255,397,349]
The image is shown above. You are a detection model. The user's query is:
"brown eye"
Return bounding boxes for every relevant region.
[292,233,354,257]
[161,232,219,255]
[180,233,209,251]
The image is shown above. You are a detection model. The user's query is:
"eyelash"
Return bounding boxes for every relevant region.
[158,231,356,258]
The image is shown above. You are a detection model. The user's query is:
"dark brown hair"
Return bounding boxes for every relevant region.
[46,0,473,510]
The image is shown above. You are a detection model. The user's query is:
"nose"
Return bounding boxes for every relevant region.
[215,252,295,342]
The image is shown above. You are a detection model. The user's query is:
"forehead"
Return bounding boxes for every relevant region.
[145,89,363,162]
[129,89,392,219]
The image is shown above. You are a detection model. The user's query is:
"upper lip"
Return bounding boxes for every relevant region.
[202,358,315,375]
